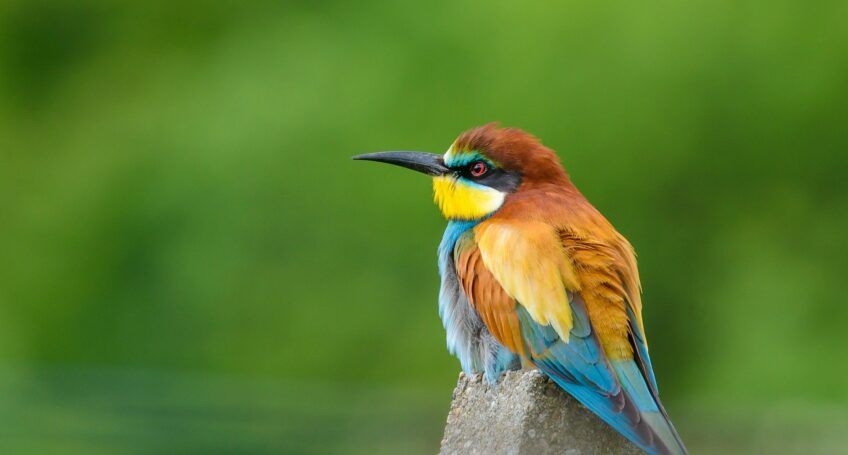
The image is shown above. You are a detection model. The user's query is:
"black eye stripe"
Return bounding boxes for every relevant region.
[452,163,522,193]
[477,169,521,192]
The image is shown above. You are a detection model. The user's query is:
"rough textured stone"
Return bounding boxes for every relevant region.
[440,370,642,455]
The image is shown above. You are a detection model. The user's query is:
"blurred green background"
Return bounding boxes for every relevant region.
[1,0,847,453]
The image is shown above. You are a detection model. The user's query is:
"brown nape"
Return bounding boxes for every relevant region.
[453,123,571,185]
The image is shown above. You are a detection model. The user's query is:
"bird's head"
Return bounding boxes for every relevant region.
[354,123,569,221]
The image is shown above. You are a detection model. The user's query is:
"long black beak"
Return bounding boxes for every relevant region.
[352,151,449,176]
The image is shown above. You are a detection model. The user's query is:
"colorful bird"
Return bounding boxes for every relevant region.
[354,124,688,455]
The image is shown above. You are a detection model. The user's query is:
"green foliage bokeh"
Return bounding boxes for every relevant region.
[1,0,847,453]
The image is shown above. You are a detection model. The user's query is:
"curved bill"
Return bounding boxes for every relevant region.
[352,151,449,176]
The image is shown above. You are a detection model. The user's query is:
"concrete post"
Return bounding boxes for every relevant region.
[440,370,642,455]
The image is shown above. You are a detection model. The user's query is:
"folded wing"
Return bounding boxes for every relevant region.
[454,219,687,455]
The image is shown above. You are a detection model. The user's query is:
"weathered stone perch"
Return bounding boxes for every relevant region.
[440,370,642,455]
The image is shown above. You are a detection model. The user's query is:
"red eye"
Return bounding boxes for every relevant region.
[470,161,488,177]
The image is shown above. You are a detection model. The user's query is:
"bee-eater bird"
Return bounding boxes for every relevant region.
[353,124,687,455]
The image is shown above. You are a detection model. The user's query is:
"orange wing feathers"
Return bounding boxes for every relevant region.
[469,182,644,362]
[453,232,526,357]
[559,228,634,360]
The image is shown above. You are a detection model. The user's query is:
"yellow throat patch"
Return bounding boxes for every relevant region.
[432,176,505,220]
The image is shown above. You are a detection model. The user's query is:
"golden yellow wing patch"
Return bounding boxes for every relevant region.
[473,220,580,342]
